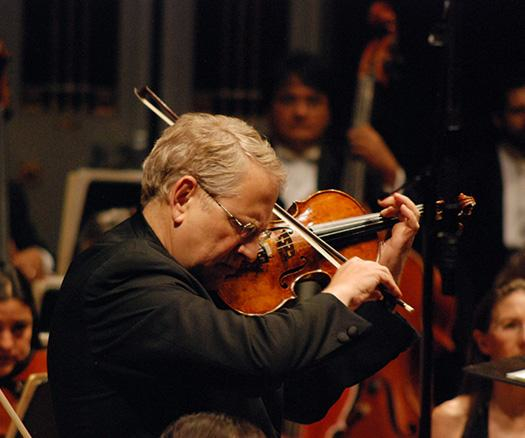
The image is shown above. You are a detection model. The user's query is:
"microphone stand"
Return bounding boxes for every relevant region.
[419,1,462,437]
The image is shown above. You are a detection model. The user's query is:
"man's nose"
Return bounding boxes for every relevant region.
[238,239,260,263]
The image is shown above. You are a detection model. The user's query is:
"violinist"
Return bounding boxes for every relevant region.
[0,270,46,435]
[48,113,419,438]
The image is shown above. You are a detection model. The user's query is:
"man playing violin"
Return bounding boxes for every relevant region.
[48,113,419,438]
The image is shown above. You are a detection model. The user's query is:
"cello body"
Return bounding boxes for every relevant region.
[296,250,455,438]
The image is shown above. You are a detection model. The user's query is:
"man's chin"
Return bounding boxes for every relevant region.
[286,136,318,150]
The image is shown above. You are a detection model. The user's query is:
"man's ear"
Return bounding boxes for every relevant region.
[168,176,199,226]
[473,329,491,357]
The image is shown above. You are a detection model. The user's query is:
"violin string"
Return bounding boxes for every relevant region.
[272,204,345,268]
[311,204,424,237]
[270,204,425,254]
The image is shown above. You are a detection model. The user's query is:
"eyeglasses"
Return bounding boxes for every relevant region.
[199,185,259,240]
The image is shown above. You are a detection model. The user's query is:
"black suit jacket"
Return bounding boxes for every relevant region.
[48,212,417,438]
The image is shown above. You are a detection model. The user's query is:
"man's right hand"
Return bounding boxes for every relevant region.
[322,256,401,310]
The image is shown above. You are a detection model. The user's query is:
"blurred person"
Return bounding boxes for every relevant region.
[494,249,525,288]
[432,278,525,438]
[0,270,46,435]
[160,412,266,438]
[457,75,525,359]
[76,207,135,253]
[266,51,405,209]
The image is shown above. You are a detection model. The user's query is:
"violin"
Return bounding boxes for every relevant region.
[135,86,430,313]
[135,86,474,317]
[218,190,473,316]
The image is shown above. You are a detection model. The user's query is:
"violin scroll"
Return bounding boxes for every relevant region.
[434,193,476,232]
[457,193,476,218]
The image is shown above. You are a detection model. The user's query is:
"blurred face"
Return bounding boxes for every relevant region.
[188,162,279,289]
[475,289,525,360]
[0,299,33,377]
[500,86,525,150]
[270,74,330,152]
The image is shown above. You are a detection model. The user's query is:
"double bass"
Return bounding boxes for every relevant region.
[343,0,401,202]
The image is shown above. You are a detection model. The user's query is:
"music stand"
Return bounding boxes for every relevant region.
[5,373,58,438]
[56,167,142,274]
[463,356,525,388]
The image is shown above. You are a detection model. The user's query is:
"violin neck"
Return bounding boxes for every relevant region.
[311,204,424,244]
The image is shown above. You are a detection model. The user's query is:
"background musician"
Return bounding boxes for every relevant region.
[456,75,525,363]
[48,112,419,438]
[432,278,525,438]
[0,270,46,435]
[265,51,405,210]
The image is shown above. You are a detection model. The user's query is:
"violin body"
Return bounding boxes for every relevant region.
[218,190,379,315]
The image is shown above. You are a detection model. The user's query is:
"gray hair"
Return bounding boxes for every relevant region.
[141,113,286,205]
